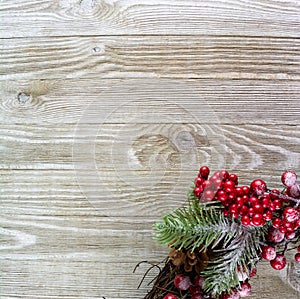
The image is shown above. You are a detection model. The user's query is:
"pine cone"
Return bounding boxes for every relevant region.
[168,246,212,274]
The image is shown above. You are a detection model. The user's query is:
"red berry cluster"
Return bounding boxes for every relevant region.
[194,167,300,267]
[163,274,205,299]
[262,170,300,268]
[163,273,252,299]
[193,166,275,227]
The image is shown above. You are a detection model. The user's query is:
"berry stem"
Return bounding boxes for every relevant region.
[267,189,300,206]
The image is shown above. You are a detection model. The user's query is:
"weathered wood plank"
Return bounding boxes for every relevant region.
[1,36,300,80]
[1,79,300,125]
[0,168,297,218]
[1,176,299,298]
[0,124,299,171]
[0,0,300,38]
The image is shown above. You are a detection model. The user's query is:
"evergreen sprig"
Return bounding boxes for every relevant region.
[153,201,266,297]
[154,202,245,252]
[203,226,263,297]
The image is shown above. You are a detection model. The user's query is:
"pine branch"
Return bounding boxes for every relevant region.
[154,202,241,252]
[203,226,262,297]
[154,201,266,298]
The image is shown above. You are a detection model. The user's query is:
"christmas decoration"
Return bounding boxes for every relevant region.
[138,167,300,299]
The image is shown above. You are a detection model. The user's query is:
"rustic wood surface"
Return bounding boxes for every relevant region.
[1,1,300,298]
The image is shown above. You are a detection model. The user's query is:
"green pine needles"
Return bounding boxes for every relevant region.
[154,200,266,297]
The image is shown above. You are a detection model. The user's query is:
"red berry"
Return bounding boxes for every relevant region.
[163,294,178,299]
[240,205,249,216]
[252,213,264,226]
[229,173,238,184]
[283,207,299,223]
[228,191,237,201]
[189,285,202,295]
[235,187,244,197]
[279,225,287,234]
[270,254,286,270]
[253,203,264,214]
[268,227,285,243]
[236,197,245,207]
[242,186,250,195]
[249,268,257,277]
[193,275,205,288]
[264,209,273,221]
[261,246,276,261]
[269,202,276,211]
[195,177,204,187]
[285,231,296,239]
[202,189,215,202]
[199,166,210,179]
[194,186,203,197]
[250,179,267,196]
[174,274,191,290]
[229,204,239,214]
[191,295,204,299]
[272,217,281,228]
[286,184,300,198]
[202,180,212,189]
[262,195,271,208]
[237,268,248,281]
[249,196,259,206]
[273,199,282,210]
[220,290,239,299]
[241,215,251,226]
[281,170,297,187]
[224,180,236,192]
[239,282,251,298]
[212,178,223,190]
[220,170,230,180]
[270,189,280,200]
[295,253,300,262]
[248,207,254,217]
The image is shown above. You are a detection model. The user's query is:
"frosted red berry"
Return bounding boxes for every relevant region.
[261,246,276,261]
[283,207,299,223]
[174,274,191,291]
[202,189,215,201]
[270,254,286,270]
[286,184,300,198]
[250,179,267,196]
[238,282,251,297]
[220,290,239,299]
[285,231,295,239]
[267,227,285,243]
[295,253,300,262]
[281,170,297,187]
[163,294,178,299]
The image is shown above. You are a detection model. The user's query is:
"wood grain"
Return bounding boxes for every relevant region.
[1,0,300,38]
[1,36,300,80]
[0,123,299,171]
[1,79,300,125]
[1,1,300,298]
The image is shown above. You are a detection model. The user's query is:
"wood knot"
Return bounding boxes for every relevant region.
[17,92,32,104]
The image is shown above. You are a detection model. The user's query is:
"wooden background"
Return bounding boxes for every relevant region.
[1,0,300,298]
